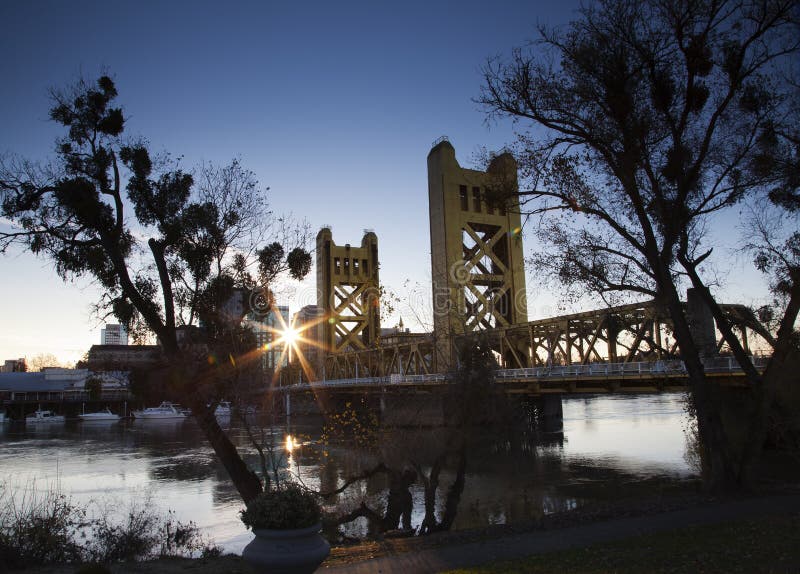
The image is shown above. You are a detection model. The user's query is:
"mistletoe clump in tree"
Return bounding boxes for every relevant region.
[0,75,311,503]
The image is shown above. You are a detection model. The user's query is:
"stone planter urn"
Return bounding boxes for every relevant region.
[242,522,330,574]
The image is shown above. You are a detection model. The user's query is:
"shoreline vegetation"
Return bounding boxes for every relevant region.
[6,477,799,573]
[0,482,220,572]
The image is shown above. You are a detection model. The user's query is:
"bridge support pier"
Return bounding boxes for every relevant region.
[538,395,563,433]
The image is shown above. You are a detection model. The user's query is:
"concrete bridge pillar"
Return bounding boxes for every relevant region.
[538,394,563,433]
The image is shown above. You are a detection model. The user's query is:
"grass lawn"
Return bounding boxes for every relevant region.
[443,513,800,574]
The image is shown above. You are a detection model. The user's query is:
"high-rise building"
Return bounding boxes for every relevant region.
[100,324,128,345]
[245,305,290,381]
[292,305,324,377]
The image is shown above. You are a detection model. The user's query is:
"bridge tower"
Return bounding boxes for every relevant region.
[317,227,380,355]
[428,139,528,368]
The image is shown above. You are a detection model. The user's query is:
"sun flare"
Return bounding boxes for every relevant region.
[281,326,301,346]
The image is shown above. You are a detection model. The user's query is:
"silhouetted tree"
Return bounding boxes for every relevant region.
[320,338,496,538]
[479,0,799,490]
[0,75,311,503]
[416,335,496,534]
[84,377,102,401]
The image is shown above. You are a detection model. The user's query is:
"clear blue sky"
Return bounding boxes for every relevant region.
[0,0,768,364]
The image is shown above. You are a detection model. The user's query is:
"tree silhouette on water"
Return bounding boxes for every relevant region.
[0,75,311,503]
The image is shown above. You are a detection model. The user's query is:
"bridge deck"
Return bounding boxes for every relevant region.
[286,357,764,395]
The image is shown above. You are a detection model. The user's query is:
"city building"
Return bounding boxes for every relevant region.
[245,305,290,381]
[100,324,128,345]
[86,344,163,371]
[1,358,26,372]
[292,305,324,375]
[0,370,86,393]
[0,368,128,398]
[40,367,88,387]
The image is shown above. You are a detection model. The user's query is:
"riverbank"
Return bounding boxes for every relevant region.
[321,489,800,573]
[13,487,800,574]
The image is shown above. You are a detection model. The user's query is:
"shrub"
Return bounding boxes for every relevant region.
[85,503,219,562]
[84,377,103,401]
[86,503,160,562]
[0,483,219,566]
[0,483,84,567]
[240,483,321,530]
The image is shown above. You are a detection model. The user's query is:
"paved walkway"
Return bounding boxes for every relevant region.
[320,494,800,574]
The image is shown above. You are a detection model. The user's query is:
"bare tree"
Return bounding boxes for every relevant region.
[26,353,67,372]
[479,0,799,490]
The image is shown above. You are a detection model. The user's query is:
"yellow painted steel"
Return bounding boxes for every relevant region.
[317,228,380,354]
[428,139,528,368]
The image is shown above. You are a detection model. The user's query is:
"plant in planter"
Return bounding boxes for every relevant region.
[240,483,329,574]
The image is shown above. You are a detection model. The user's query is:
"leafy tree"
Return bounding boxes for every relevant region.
[84,377,102,401]
[0,75,311,502]
[479,0,799,490]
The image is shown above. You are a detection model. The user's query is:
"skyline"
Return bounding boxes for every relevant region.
[0,0,770,364]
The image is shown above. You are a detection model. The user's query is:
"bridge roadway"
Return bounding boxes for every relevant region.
[284,356,767,395]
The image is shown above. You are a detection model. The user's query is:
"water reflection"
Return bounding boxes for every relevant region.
[0,393,694,552]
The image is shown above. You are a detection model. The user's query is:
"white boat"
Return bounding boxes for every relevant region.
[79,407,120,422]
[133,401,187,420]
[214,401,232,417]
[26,409,65,423]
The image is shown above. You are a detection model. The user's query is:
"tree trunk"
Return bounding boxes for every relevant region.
[415,458,443,535]
[683,265,800,488]
[188,395,263,503]
[438,444,467,531]
[658,265,741,491]
[738,281,800,485]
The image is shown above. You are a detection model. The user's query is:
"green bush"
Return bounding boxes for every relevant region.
[240,483,321,530]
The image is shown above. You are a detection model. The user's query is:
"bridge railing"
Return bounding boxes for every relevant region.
[285,356,769,391]
[1,389,133,404]
[495,360,679,380]
[496,356,768,380]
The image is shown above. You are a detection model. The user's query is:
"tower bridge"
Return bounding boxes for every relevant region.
[297,139,766,397]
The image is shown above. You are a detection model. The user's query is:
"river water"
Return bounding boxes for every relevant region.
[0,393,695,553]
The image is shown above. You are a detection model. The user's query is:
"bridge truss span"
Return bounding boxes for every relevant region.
[322,299,764,380]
